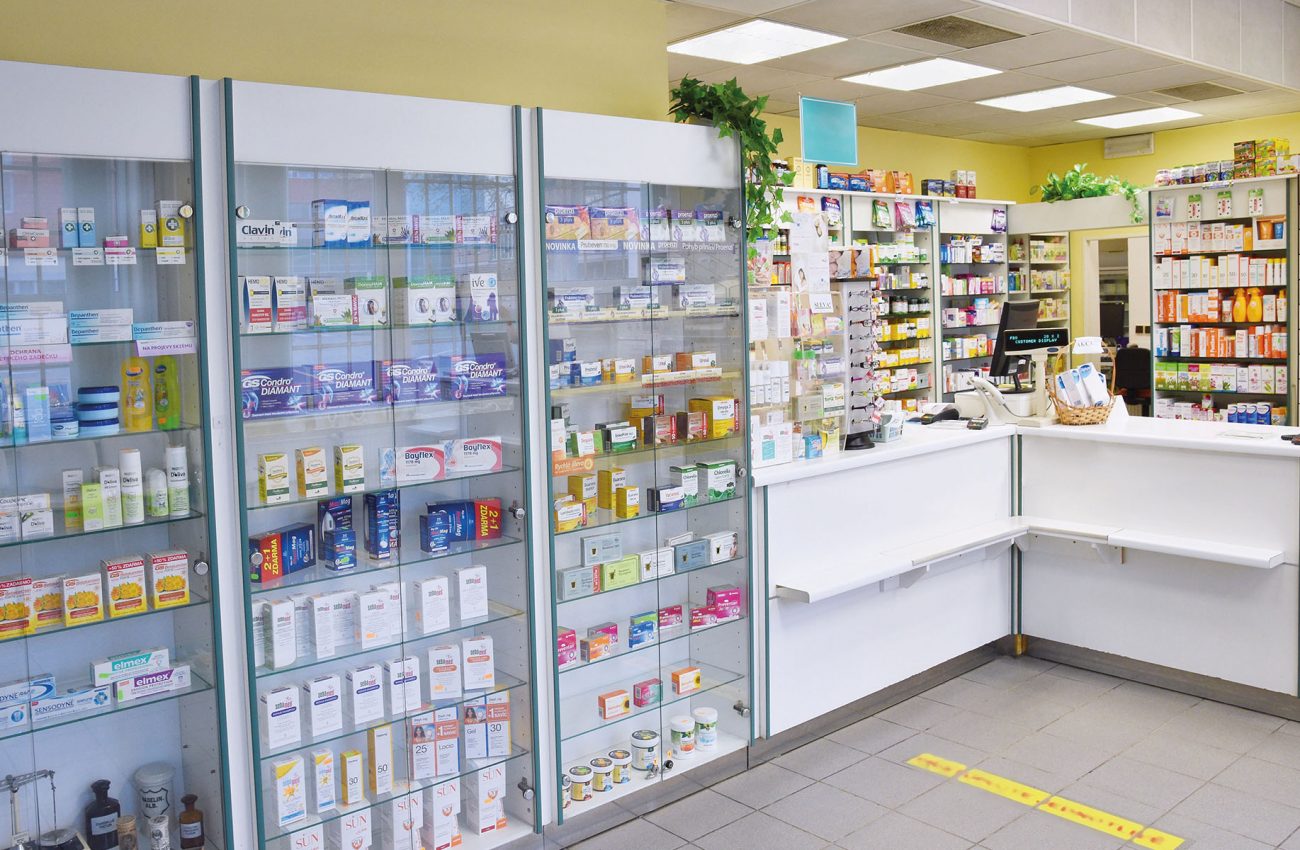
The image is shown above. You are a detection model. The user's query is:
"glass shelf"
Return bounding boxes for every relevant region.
[551,371,742,398]
[0,423,202,451]
[0,509,204,550]
[554,494,740,537]
[558,616,745,675]
[238,319,515,339]
[549,308,741,326]
[8,593,209,645]
[0,670,215,742]
[554,555,746,606]
[246,465,521,513]
[241,393,517,437]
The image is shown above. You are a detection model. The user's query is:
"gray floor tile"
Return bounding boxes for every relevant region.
[836,810,973,850]
[1001,731,1114,782]
[823,756,945,808]
[711,762,813,809]
[1052,781,1165,827]
[1072,755,1203,811]
[898,778,1028,843]
[981,811,1127,850]
[1005,670,1117,708]
[763,782,887,841]
[876,730,991,770]
[876,696,962,731]
[773,737,868,780]
[828,716,916,754]
[965,688,1074,730]
[693,811,830,850]
[1122,728,1240,781]
[962,656,1056,688]
[925,676,1003,712]
[1246,727,1300,768]
[570,818,687,850]
[1173,782,1300,845]
[1159,704,1281,754]
[1038,707,1149,753]
[929,710,1034,754]
[642,789,751,842]
[1040,665,1123,689]
[1279,719,1300,737]
[971,755,1074,795]
[1214,756,1300,809]
[1143,812,1274,850]
[1280,824,1300,848]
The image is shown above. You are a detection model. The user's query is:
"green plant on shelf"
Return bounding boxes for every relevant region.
[1031,163,1144,224]
[669,76,793,255]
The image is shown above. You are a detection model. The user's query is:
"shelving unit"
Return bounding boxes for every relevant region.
[537,109,753,834]
[0,68,229,850]
[938,200,1012,401]
[224,81,538,850]
[1149,175,1296,423]
[1009,231,1070,328]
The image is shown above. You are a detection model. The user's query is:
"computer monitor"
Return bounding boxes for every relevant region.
[988,300,1041,388]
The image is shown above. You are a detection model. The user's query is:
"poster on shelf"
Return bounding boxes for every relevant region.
[1154,197,1173,219]
[787,212,829,254]
[790,252,829,294]
[1186,194,1202,220]
[749,299,769,339]
[1215,191,1232,218]
[1248,188,1265,216]
[809,292,834,314]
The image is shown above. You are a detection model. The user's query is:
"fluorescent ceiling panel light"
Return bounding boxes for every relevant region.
[978,86,1112,112]
[841,58,1001,91]
[1078,107,1201,128]
[667,20,845,65]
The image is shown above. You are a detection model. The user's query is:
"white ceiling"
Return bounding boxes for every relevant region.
[665,0,1300,146]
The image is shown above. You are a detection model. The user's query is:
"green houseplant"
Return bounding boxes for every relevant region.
[669,76,793,250]
[1032,163,1144,223]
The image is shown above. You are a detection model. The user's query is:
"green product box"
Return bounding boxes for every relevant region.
[601,555,640,590]
[669,465,699,507]
[697,460,737,502]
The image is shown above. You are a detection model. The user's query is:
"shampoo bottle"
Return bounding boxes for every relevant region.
[153,356,180,430]
[1247,287,1264,322]
[1233,288,1248,322]
[85,779,121,850]
[121,358,152,432]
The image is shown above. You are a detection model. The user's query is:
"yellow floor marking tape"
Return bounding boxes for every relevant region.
[907,755,1184,848]
[958,768,1050,807]
[906,753,967,777]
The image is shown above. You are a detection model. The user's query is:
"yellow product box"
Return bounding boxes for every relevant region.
[627,394,662,422]
[671,665,701,694]
[597,468,626,510]
[31,575,64,630]
[602,358,636,383]
[568,474,596,503]
[1255,157,1278,177]
[0,576,34,639]
[334,444,366,494]
[688,396,736,439]
[103,554,148,618]
[340,749,365,806]
[259,452,291,505]
[674,351,717,371]
[553,497,585,533]
[615,486,640,519]
[146,549,190,609]
[62,573,104,627]
[295,447,328,499]
[641,354,673,375]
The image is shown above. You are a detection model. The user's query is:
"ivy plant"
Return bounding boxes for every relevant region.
[1032,163,1145,223]
[669,76,793,252]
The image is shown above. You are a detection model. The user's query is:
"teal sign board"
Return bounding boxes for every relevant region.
[799,96,857,166]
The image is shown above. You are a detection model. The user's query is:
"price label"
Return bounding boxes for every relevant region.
[105,248,137,266]
[24,248,58,267]
[72,248,105,266]
[155,247,185,265]
[136,337,196,357]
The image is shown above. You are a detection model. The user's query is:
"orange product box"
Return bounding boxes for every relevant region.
[670,665,701,695]
[598,689,630,720]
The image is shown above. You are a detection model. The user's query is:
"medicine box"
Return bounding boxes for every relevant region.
[368,724,394,795]
[338,752,365,811]
[580,634,611,662]
[273,756,307,828]
[670,465,699,506]
[690,605,717,629]
[385,656,422,716]
[647,485,685,512]
[243,276,273,333]
[556,627,578,669]
[334,445,365,494]
[304,674,343,737]
[558,564,598,601]
[392,276,456,325]
[30,576,62,630]
[601,555,640,590]
[708,585,743,619]
[428,644,462,701]
[461,635,495,690]
[598,689,631,720]
[146,549,190,609]
[628,612,656,649]
[674,539,710,572]
[658,604,683,629]
[347,664,385,726]
[455,565,489,621]
[259,453,291,505]
[615,486,640,519]
[632,678,662,707]
[311,750,336,814]
[581,531,622,566]
[260,685,302,750]
[671,666,701,695]
[102,554,147,618]
[415,576,451,635]
[688,397,736,439]
[0,576,33,639]
[708,531,738,563]
[62,573,103,627]
[699,460,737,501]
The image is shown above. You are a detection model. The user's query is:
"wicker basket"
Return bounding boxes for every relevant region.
[1047,362,1117,426]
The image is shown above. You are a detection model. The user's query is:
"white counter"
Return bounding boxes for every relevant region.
[1029,415,1300,458]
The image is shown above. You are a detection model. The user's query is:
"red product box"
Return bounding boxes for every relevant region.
[632,678,662,707]
[556,627,578,669]
[657,604,683,630]
[707,585,744,621]
[247,530,284,582]
[475,498,503,539]
[690,604,717,630]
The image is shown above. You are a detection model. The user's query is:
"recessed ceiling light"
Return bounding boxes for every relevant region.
[1077,107,1201,128]
[841,58,1001,91]
[667,20,845,65]
[978,86,1112,112]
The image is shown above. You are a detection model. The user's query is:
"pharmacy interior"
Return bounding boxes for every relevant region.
[4,2,1300,847]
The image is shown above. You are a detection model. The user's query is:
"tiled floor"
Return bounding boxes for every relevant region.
[570,656,1300,849]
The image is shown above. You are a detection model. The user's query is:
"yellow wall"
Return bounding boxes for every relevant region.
[1028,112,1300,188]
[765,113,1034,202]
[0,0,669,120]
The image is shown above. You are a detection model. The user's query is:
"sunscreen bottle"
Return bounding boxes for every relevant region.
[121,357,152,432]
[153,356,180,430]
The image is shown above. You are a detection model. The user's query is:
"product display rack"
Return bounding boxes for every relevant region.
[537,109,753,831]
[0,68,229,850]
[938,200,1011,401]
[1009,232,1070,327]
[224,81,539,850]
[1149,175,1297,423]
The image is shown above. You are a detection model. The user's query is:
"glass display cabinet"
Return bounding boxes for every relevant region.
[224,81,539,850]
[0,69,229,850]
[536,109,754,832]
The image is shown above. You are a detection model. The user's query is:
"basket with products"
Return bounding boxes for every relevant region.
[1048,359,1116,425]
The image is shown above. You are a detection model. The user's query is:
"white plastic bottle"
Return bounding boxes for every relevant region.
[145,468,169,518]
[118,448,144,525]
[165,446,189,518]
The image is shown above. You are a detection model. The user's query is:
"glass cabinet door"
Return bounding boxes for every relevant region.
[0,151,228,849]
[227,134,538,846]
[540,166,754,825]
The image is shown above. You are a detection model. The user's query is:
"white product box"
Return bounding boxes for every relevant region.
[30,685,110,722]
[290,593,313,661]
[461,635,495,691]
[415,576,451,635]
[312,200,348,247]
[454,565,489,621]
[100,554,146,620]
[113,664,191,702]
[329,593,355,649]
[346,663,385,726]
[414,214,455,245]
[311,749,336,814]
[354,589,389,649]
[334,445,365,494]
[427,644,462,701]
[396,444,446,483]
[385,656,422,716]
[462,697,488,760]
[303,674,344,738]
[251,600,266,668]
[423,779,462,850]
[91,646,169,686]
[272,756,307,828]
[263,598,297,669]
[288,824,323,850]
[296,447,328,499]
[331,811,370,850]
[369,724,394,796]
[463,692,510,759]
[310,293,353,327]
[346,202,371,247]
[372,580,404,644]
[466,273,499,321]
[445,436,502,475]
[308,594,336,660]
[273,277,307,332]
[260,685,302,750]
[258,452,291,505]
[377,785,422,850]
[465,765,507,836]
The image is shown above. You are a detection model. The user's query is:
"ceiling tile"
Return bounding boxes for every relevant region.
[887,100,1006,124]
[1240,0,1286,85]
[922,70,1060,100]
[956,130,1040,144]
[1209,75,1269,93]
[858,114,953,133]
[853,90,956,114]
[767,0,977,38]
[1021,49,1173,83]
[1136,0,1192,56]
[676,0,808,15]
[694,64,820,92]
[795,77,882,100]
[1078,64,1217,94]
[955,6,1056,34]
[664,1,748,41]
[1069,0,1136,41]
[763,37,927,76]
[950,28,1116,69]
[667,53,735,81]
[1191,0,1241,73]
[857,30,967,54]
[988,0,1069,19]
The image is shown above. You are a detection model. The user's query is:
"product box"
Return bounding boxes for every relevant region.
[455,214,496,245]
[29,683,110,721]
[302,361,379,411]
[346,664,385,726]
[311,749,336,814]
[428,644,462,701]
[385,656,422,716]
[580,633,611,663]
[273,277,308,332]
[677,410,708,441]
[550,286,597,316]
[77,207,96,248]
[658,604,684,630]
[243,276,273,333]
[556,627,578,669]
[413,214,456,245]
[455,565,490,621]
[273,756,307,828]
[690,604,717,630]
[392,276,457,326]
[29,576,62,630]
[708,531,738,563]
[628,612,656,649]
[545,205,591,241]
[601,554,640,590]
[466,273,499,322]
[62,574,103,627]
[689,397,736,439]
[248,523,316,583]
[156,200,185,247]
[598,689,631,720]
[614,486,640,519]
[240,367,309,419]
[444,436,503,475]
[699,460,737,501]
[670,465,699,507]
[638,548,674,581]
[440,354,507,400]
[582,531,622,566]
[376,786,423,850]
[465,766,508,837]
[0,576,33,639]
[59,208,78,248]
[557,564,598,601]
[674,539,710,572]
[410,709,457,781]
[632,678,662,707]
[671,666,702,695]
[414,576,451,635]
[114,664,191,702]
[296,447,328,498]
[462,635,495,690]
[332,445,365,494]
[102,555,147,619]
[92,646,169,687]
[648,485,685,513]
[348,277,388,327]
[304,674,344,737]
[312,199,349,248]
[380,357,442,405]
[362,490,400,561]
[368,724,395,795]
[145,549,189,609]
[339,751,365,807]
[346,202,371,247]
[262,598,297,670]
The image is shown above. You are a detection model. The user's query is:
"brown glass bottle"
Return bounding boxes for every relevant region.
[178,795,203,849]
[84,780,120,850]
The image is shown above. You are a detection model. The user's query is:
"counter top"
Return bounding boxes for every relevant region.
[1024,415,1300,459]
[751,423,1014,487]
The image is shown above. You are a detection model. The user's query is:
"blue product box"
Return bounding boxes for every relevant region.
[674,539,710,572]
[364,490,400,560]
[426,500,475,542]
[24,387,50,443]
[317,496,353,542]
[380,358,441,405]
[439,353,507,400]
[311,199,348,249]
[827,173,848,191]
[419,510,451,554]
[301,361,378,411]
[627,615,656,649]
[239,368,309,419]
[322,528,356,571]
[695,207,724,242]
[848,175,869,192]
[548,338,576,365]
